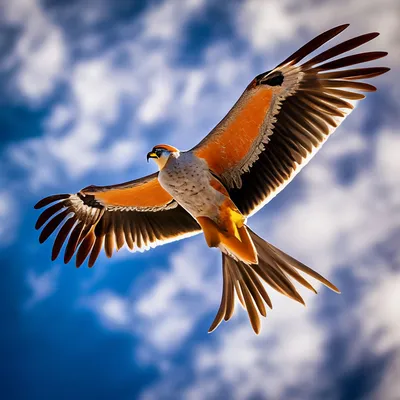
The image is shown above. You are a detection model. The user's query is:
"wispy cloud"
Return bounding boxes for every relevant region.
[238,0,400,69]
[133,239,219,355]
[0,191,18,246]
[1,0,67,101]
[25,264,60,308]
[83,290,130,330]
[85,239,221,358]
[1,0,227,190]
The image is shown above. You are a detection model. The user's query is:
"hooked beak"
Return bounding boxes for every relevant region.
[147,152,157,162]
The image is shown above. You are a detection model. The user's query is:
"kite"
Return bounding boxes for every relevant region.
[35,25,389,333]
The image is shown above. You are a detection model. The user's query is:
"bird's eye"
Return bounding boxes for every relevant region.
[155,149,162,157]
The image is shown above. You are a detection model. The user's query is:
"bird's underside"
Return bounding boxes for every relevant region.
[34,24,389,334]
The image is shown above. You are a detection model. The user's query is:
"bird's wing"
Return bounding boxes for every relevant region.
[35,173,201,267]
[192,24,389,216]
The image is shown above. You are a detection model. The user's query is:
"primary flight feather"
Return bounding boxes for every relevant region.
[35,24,389,334]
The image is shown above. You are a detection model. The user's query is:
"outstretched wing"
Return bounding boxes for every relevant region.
[35,173,201,267]
[192,24,389,216]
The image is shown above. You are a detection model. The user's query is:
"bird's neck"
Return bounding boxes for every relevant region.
[157,152,180,170]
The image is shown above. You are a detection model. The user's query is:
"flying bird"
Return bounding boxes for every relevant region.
[35,25,389,334]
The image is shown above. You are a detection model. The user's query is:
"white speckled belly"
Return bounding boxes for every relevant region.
[158,152,224,219]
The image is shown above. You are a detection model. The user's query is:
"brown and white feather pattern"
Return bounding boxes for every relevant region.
[227,24,389,216]
[34,180,201,268]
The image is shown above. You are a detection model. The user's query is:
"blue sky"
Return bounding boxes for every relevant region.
[1,0,400,399]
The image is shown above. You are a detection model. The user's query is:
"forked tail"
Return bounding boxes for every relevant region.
[209,228,340,334]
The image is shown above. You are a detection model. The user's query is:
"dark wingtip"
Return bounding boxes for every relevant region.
[359,32,380,42]
[35,202,65,230]
[338,23,350,30]
[278,24,351,68]
[38,209,69,244]
[328,23,351,34]
[38,235,46,244]
[34,194,69,209]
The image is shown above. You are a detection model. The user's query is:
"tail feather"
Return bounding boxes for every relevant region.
[197,216,258,264]
[218,224,258,265]
[267,240,340,293]
[208,228,340,334]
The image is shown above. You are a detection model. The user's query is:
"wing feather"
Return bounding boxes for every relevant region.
[89,235,104,268]
[52,217,76,261]
[76,230,96,267]
[277,24,350,67]
[192,25,388,216]
[35,173,201,267]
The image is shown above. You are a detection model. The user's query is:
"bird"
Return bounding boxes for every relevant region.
[34,24,389,334]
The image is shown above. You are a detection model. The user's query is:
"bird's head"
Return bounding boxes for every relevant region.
[147,144,180,170]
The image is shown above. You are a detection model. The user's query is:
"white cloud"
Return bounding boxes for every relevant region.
[271,128,400,277]
[360,273,400,356]
[84,291,130,330]
[138,72,174,124]
[181,70,206,107]
[139,289,327,400]
[237,0,399,76]
[17,28,66,100]
[0,191,18,246]
[25,264,60,308]
[322,129,368,160]
[140,0,205,41]
[45,104,74,132]
[72,59,123,124]
[8,136,60,190]
[133,239,220,356]
[2,0,221,188]
[1,0,67,100]
[190,297,324,400]
[101,137,146,171]
[237,0,297,52]
[373,355,400,400]
[375,129,400,203]
[82,239,219,359]
[48,120,101,176]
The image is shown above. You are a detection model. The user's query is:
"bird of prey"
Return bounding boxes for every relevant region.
[35,25,389,334]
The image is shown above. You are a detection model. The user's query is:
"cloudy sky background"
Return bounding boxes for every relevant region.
[1,0,400,399]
